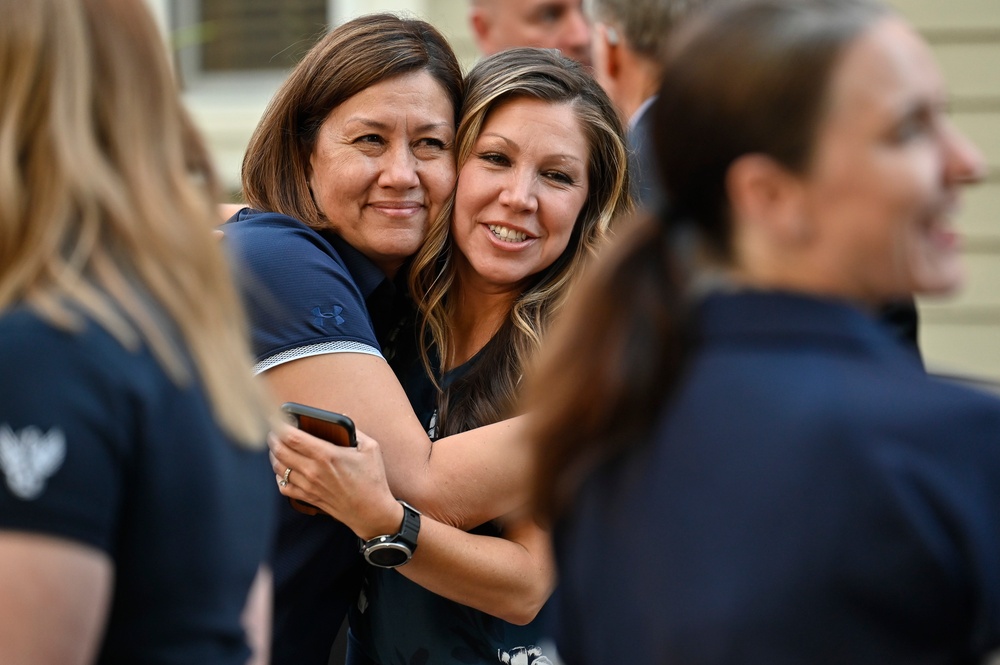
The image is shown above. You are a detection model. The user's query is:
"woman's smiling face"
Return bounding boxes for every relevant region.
[308,70,456,277]
[450,97,590,296]
[794,16,985,303]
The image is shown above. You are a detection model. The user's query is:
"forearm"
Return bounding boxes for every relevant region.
[0,534,112,665]
[397,416,533,529]
[266,354,533,530]
[271,429,555,624]
[242,566,272,665]
[393,515,555,625]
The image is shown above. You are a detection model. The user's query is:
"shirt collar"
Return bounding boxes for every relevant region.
[697,290,924,371]
[630,95,658,130]
[321,232,391,302]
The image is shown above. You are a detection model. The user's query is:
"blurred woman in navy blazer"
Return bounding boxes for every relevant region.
[526,0,1000,662]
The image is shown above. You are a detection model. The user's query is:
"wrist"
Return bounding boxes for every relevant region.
[357,499,404,541]
[359,500,421,569]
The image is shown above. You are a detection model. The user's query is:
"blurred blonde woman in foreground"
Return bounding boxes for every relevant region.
[0,0,276,663]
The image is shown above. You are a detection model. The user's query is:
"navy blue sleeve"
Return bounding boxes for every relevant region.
[866,386,1000,652]
[0,311,128,555]
[224,212,382,372]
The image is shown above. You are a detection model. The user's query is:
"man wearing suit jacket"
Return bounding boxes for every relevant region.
[591,0,704,211]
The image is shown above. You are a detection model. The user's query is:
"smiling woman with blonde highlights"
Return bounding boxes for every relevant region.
[409,47,630,437]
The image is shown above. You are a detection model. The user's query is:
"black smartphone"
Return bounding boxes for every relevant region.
[280,403,357,516]
[281,402,357,448]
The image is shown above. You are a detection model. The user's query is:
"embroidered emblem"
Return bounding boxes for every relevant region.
[498,646,552,665]
[311,305,345,327]
[427,409,438,441]
[0,424,66,500]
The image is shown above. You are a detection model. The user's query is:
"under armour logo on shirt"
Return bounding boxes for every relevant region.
[311,305,345,327]
[0,424,66,500]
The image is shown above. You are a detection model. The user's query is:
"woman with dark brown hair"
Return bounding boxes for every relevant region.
[527,0,1000,662]
[225,15,466,663]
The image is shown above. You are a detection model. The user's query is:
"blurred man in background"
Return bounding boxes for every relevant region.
[469,0,591,65]
[591,0,704,209]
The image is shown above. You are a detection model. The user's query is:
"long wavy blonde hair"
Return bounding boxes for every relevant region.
[0,0,270,447]
[409,48,632,437]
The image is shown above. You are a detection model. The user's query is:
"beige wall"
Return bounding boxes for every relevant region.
[425,0,480,72]
[888,0,1000,380]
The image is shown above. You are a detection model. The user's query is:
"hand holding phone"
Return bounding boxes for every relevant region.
[280,402,357,515]
[282,402,357,447]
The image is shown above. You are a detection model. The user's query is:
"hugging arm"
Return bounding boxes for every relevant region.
[264,352,532,529]
[231,217,533,528]
[397,511,555,624]
[270,426,555,623]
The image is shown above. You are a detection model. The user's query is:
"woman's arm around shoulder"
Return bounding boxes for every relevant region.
[271,428,554,623]
[396,510,555,625]
[266,355,534,528]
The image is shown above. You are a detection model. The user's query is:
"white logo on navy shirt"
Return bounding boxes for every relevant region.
[0,424,66,500]
[498,646,553,665]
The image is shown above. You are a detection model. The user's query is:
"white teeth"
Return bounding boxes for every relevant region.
[488,224,528,243]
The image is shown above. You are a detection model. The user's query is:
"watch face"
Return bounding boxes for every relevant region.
[365,542,411,568]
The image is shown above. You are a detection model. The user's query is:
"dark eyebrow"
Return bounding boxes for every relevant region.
[529,2,566,19]
[343,118,389,131]
[343,118,453,134]
[414,122,454,134]
[896,97,937,125]
[479,132,585,167]
[479,133,518,149]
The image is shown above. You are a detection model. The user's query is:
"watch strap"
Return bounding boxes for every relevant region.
[359,500,421,568]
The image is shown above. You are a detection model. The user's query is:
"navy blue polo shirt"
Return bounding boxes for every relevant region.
[225,209,390,373]
[224,208,414,665]
[0,306,274,664]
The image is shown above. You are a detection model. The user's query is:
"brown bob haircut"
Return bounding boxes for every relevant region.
[240,13,464,228]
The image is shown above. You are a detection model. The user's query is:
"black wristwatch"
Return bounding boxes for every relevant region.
[360,501,421,568]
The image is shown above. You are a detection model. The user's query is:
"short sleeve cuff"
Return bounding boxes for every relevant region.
[254,341,383,375]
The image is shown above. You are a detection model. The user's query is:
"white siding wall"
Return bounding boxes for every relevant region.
[888,0,1000,380]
